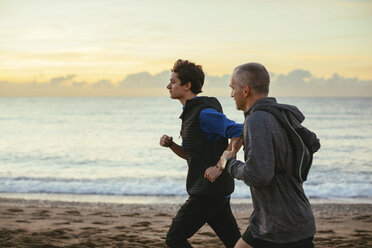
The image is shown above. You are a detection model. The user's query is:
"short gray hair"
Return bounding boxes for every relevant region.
[233,62,270,95]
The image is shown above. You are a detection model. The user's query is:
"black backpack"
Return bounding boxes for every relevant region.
[253,105,320,183]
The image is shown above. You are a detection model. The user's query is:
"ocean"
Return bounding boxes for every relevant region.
[0,97,371,203]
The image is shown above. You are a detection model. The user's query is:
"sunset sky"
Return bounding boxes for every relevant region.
[0,0,371,96]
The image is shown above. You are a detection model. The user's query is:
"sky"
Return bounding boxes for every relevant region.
[0,0,371,96]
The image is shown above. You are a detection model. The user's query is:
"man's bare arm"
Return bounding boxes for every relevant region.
[160,134,186,160]
[204,136,243,183]
[226,136,243,155]
[169,141,186,160]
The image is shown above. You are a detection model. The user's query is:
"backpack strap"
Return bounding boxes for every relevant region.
[251,106,292,176]
[252,105,310,182]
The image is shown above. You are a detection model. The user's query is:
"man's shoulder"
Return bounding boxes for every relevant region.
[197,96,222,112]
[248,110,274,122]
[199,96,221,105]
[246,110,279,130]
[200,108,219,115]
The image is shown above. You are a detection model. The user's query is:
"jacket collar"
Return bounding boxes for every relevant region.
[244,97,277,118]
[179,96,202,119]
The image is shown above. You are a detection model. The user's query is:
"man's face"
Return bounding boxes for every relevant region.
[167,72,187,99]
[230,75,245,111]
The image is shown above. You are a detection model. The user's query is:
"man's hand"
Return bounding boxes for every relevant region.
[205,150,237,182]
[216,150,235,170]
[160,135,173,147]
[204,165,223,183]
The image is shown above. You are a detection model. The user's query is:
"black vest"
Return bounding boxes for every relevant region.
[180,96,235,197]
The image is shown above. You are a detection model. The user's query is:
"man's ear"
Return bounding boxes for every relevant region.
[242,85,250,97]
[183,82,192,91]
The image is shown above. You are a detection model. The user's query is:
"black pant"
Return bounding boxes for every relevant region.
[166,196,241,248]
[242,227,314,248]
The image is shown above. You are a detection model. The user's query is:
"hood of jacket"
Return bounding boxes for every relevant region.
[245,97,305,123]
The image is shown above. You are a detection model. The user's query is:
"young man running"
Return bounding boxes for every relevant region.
[160,59,242,248]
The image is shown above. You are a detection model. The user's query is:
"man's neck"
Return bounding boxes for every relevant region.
[243,94,266,112]
[179,93,197,106]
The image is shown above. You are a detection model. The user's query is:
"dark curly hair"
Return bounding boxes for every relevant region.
[171,59,204,94]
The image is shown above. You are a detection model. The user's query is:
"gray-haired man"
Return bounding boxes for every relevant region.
[206,62,316,248]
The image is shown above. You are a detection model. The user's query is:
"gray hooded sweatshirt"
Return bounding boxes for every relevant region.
[226,97,316,243]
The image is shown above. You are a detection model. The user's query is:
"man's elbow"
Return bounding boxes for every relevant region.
[243,173,273,187]
[257,176,273,187]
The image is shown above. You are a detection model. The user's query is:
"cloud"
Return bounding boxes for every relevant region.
[270,70,372,97]
[204,74,231,88]
[118,71,170,88]
[71,81,87,87]
[276,69,312,84]
[1,69,371,97]
[118,70,231,88]
[91,79,114,88]
[49,74,77,85]
[118,71,230,89]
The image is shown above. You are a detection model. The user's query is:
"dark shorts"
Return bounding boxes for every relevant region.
[242,226,314,248]
[166,196,240,248]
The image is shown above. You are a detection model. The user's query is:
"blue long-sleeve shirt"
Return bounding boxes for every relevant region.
[182,97,242,144]
[199,108,242,141]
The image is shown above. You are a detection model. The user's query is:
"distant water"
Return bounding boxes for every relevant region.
[0,97,371,201]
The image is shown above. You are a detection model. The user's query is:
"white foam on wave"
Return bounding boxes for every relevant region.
[1,176,371,199]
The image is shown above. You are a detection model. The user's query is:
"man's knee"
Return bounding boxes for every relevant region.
[165,232,189,248]
[165,236,175,248]
[165,232,174,247]
[165,237,190,248]
[165,232,184,248]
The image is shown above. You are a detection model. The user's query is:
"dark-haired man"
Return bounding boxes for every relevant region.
[160,59,242,248]
[206,62,316,248]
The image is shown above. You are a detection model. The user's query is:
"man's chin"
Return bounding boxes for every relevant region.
[236,105,243,111]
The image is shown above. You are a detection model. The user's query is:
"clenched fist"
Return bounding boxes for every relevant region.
[160,134,173,147]
[204,166,223,183]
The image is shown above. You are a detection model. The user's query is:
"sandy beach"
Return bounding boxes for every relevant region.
[0,197,371,248]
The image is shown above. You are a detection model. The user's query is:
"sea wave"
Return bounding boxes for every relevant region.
[0,177,370,199]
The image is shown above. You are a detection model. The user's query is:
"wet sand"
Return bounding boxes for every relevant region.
[0,198,371,247]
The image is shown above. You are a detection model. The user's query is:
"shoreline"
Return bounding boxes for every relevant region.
[1,192,372,205]
[0,197,371,247]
